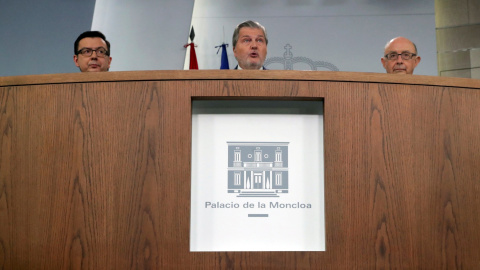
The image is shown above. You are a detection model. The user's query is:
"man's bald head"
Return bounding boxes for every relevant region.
[381,37,421,74]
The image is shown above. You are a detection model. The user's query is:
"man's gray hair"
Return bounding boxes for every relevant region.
[232,20,268,48]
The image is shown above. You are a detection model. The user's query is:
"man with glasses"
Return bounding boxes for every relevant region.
[73,31,112,72]
[381,37,421,74]
[232,20,268,70]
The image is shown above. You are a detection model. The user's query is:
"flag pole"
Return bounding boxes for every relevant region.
[215,26,230,70]
[184,26,198,70]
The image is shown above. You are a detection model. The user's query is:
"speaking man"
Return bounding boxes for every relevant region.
[232,20,268,70]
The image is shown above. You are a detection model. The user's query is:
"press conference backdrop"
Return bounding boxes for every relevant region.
[186,0,436,75]
[91,0,195,71]
[0,0,96,76]
[1,0,435,76]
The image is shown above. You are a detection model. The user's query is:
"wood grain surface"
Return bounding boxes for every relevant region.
[1,71,480,269]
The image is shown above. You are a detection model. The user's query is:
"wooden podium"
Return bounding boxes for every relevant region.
[1,70,480,269]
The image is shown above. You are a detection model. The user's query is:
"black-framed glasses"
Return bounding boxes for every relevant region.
[77,47,109,57]
[384,52,417,60]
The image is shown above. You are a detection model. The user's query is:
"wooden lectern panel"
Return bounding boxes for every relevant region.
[1,71,480,269]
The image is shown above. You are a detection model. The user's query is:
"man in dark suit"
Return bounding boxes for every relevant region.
[232,20,268,70]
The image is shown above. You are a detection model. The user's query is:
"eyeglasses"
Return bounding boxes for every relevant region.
[384,52,417,60]
[77,47,109,57]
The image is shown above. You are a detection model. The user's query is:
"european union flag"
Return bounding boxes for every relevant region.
[216,43,229,69]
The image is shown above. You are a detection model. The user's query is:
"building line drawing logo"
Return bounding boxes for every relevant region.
[227,142,289,198]
[264,43,339,71]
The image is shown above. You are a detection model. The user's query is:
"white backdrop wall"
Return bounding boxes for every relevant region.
[92,0,195,71]
[186,0,436,75]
